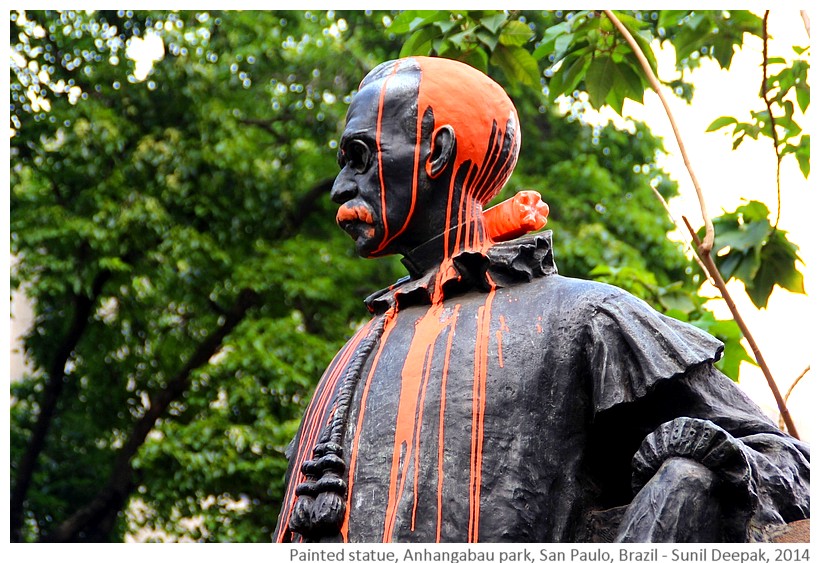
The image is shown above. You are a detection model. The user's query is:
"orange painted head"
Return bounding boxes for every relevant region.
[331,56,521,259]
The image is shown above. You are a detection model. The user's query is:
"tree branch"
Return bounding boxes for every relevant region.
[779,365,809,431]
[41,288,259,542]
[683,217,799,439]
[604,11,798,438]
[603,10,715,253]
[800,10,810,38]
[761,12,783,229]
[275,177,336,238]
[238,117,288,145]
[10,269,111,542]
[648,183,712,283]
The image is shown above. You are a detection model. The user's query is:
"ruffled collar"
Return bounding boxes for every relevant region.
[364,231,557,314]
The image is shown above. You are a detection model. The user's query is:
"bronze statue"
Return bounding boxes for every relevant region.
[275,56,809,543]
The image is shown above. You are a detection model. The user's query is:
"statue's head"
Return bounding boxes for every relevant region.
[331,56,521,258]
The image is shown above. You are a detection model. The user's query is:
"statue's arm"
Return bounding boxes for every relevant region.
[625,367,810,540]
[582,288,809,540]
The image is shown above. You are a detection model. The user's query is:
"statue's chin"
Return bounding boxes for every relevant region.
[344,225,382,258]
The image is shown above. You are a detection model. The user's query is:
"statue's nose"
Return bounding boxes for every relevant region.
[330,174,358,204]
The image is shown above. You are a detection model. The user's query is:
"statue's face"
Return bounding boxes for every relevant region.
[331,77,431,258]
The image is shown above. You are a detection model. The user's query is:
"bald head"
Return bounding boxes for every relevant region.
[362,57,521,205]
[331,56,521,261]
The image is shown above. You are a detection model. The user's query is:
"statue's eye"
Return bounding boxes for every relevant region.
[340,139,371,173]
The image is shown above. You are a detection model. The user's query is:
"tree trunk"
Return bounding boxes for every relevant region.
[41,289,258,542]
[10,270,111,542]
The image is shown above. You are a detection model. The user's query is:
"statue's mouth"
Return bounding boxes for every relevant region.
[336,204,374,225]
[336,204,376,240]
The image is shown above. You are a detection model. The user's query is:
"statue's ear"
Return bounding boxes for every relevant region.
[426,125,455,179]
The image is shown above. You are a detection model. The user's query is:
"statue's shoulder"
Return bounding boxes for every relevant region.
[522,272,631,310]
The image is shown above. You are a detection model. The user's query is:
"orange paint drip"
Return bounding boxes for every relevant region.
[414,57,518,205]
[411,346,436,531]
[483,191,550,242]
[341,305,399,541]
[495,315,508,369]
[441,165,458,263]
[374,62,400,254]
[468,282,497,542]
[276,324,369,541]
[382,298,450,541]
[375,84,423,255]
[278,335,360,539]
[436,304,460,542]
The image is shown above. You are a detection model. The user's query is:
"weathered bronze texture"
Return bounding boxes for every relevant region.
[275,57,809,543]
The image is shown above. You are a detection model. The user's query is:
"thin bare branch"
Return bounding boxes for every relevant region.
[800,10,810,38]
[648,184,712,283]
[784,365,810,404]
[683,216,799,439]
[762,12,784,229]
[604,10,797,438]
[779,365,809,431]
[603,10,714,253]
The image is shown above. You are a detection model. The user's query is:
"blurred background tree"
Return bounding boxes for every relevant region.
[10,10,782,541]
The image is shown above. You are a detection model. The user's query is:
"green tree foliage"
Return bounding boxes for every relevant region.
[393,10,808,312]
[10,10,749,542]
[11,9,405,542]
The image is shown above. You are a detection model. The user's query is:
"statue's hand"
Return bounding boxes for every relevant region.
[631,417,752,495]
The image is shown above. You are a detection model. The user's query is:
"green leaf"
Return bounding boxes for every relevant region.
[554,32,576,59]
[448,25,480,48]
[714,219,770,252]
[456,48,489,73]
[732,133,746,150]
[706,116,738,132]
[761,228,805,288]
[658,292,697,314]
[796,85,810,113]
[532,42,552,61]
[733,252,762,284]
[534,21,572,60]
[713,39,735,69]
[766,56,786,65]
[715,249,745,280]
[390,10,445,34]
[614,61,647,103]
[549,54,589,101]
[476,30,499,51]
[400,26,440,58]
[490,44,540,89]
[499,20,534,47]
[479,12,508,34]
[434,19,459,34]
[585,56,615,108]
[605,88,625,116]
[795,135,810,178]
[629,30,659,76]
[389,10,423,34]
[737,200,771,222]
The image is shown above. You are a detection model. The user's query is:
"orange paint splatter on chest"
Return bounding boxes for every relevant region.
[382,298,450,540]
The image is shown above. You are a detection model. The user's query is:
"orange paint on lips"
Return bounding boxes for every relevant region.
[336,204,374,225]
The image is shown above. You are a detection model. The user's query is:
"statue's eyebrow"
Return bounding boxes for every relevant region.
[339,130,375,147]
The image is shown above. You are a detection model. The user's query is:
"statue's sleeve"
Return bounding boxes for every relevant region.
[586,288,723,414]
[585,288,809,534]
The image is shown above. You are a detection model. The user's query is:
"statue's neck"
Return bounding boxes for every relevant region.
[400,210,490,279]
